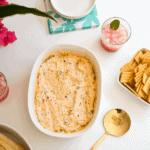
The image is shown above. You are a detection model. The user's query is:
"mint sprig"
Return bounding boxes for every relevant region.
[116,109,122,113]
[110,20,120,30]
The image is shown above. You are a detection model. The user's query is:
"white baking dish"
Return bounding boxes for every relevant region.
[28,44,101,138]
[0,123,32,150]
[117,48,150,105]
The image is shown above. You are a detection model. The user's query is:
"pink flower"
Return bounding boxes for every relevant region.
[0,26,8,40]
[3,31,17,46]
[0,0,17,47]
[0,27,17,46]
[0,38,5,46]
[0,22,4,29]
[0,0,9,5]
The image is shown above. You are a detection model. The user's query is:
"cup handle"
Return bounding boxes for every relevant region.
[90,132,108,150]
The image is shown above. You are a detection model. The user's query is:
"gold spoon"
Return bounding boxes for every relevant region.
[91,109,131,150]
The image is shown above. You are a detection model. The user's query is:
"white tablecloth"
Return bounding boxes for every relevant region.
[1,0,150,149]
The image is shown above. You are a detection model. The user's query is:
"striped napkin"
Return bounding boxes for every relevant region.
[44,0,100,34]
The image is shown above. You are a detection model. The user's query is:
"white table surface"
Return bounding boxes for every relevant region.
[1,0,150,149]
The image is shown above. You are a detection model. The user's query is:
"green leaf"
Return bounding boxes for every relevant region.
[116,109,122,113]
[0,4,57,23]
[110,20,120,30]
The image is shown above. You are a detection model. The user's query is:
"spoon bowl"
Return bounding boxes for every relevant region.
[104,109,131,136]
[91,109,131,150]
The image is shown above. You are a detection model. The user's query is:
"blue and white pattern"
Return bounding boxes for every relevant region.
[44,0,100,34]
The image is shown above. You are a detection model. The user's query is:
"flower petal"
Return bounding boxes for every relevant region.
[0,22,4,30]
[0,38,5,46]
[0,26,8,39]
[3,31,17,46]
[0,0,9,5]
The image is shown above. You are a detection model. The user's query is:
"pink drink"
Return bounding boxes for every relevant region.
[0,72,9,102]
[100,17,131,52]
[101,24,128,52]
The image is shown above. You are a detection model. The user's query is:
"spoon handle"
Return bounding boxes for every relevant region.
[90,132,108,150]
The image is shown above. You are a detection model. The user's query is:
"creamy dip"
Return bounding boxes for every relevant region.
[34,51,97,133]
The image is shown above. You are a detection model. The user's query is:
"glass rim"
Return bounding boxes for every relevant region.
[0,72,8,97]
[101,17,132,46]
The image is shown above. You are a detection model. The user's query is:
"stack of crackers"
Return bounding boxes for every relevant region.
[120,49,150,103]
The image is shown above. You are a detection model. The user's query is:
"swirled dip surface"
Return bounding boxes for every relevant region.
[34,51,97,133]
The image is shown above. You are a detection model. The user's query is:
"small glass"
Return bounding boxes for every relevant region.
[100,17,131,52]
[0,72,9,102]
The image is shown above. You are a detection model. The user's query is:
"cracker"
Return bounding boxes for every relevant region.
[129,76,135,88]
[136,64,142,71]
[135,71,143,78]
[131,61,138,69]
[144,52,150,58]
[134,66,138,73]
[135,78,142,88]
[123,83,140,97]
[136,82,142,93]
[138,64,147,71]
[120,78,130,83]
[129,59,135,66]
[140,52,150,60]
[138,84,146,99]
[142,58,150,67]
[143,77,150,95]
[144,66,150,76]
[145,94,148,100]
[135,51,143,64]
[122,72,134,76]
[143,73,148,84]
[129,51,142,65]
[120,63,131,72]
[147,91,150,103]
[134,73,143,83]
[120,72,134,83]
[134,64,146,73]
[142,48,149,54]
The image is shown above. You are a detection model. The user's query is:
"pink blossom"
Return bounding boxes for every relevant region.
[0,26,8,40]
[0,28,17,47]
[0,38,5,46]
[3,31,17,46]
[0,0,9,5]
[0,22,4,29]
[0,0,17,46]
